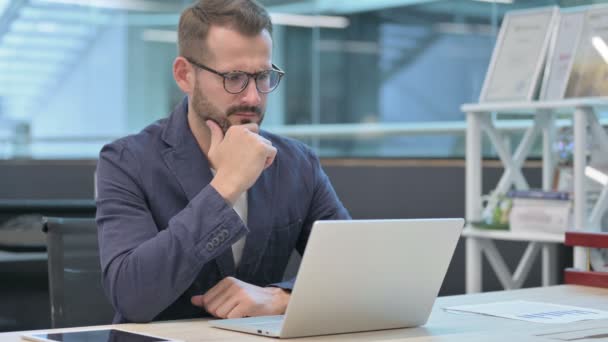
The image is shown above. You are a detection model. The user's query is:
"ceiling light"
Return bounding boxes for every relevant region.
[20,6,112,25]
[0,61,59,73]
[270,13,349,29]
[11,20,92,36]
[474,0,514,3]
[32,0,179,12]
[0,47,71,61]
[2,34,85,50]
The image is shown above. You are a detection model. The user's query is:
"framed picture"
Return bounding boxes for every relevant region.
[479,6,558,102]
[540,10,586,101]
[565,5,608,98]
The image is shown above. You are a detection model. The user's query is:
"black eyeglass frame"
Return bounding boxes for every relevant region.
[184,56,285,94]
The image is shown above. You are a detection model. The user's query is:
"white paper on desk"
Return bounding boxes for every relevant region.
[444,300,608,324]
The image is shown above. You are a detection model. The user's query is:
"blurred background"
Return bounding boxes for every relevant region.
[0,0,603,333]
[0,0,603,159]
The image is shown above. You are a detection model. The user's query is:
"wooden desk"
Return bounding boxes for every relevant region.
[2,285,607,341]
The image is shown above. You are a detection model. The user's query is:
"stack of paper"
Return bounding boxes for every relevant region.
[445,300,608,324]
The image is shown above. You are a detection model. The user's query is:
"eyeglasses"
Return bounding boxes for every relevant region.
[185,57,285,94]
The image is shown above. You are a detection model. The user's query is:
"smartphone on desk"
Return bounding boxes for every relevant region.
[22,328,182,342]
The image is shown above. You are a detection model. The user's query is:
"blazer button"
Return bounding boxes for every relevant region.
[220,229,229,239]
[211,237,220,247]
[206,242,214,251]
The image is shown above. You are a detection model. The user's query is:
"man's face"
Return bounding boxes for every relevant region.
[191,25,273,133]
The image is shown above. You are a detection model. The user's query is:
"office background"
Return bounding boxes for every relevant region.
[0,0,600,332]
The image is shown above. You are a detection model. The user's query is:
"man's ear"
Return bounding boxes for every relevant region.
[173,56,195,94]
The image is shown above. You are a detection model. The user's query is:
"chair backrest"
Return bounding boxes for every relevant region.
[564,231,608,288]
[43,217,114,328]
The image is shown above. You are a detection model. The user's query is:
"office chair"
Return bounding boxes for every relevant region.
[564,231,608,288]
[43,217,114,328]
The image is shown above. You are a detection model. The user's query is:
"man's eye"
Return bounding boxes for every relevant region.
[226,73,243,81]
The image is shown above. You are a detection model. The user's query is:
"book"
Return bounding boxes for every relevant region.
[509,198,572,234]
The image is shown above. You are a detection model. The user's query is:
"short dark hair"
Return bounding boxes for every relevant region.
[178,0,273,61]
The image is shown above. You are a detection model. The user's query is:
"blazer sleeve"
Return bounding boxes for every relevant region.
[270,147,351,290]
[96,141,247,323]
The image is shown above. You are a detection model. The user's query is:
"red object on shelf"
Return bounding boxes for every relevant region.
[565,231,608,249]
[564,231,608,288]
[564,268,608,288]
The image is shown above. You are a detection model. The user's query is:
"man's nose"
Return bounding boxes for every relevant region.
[240,78,262,106]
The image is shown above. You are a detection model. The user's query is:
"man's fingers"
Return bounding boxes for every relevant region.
[226,303,249,319]
[241,123,259,134]
[215,296,240,318]
[258,135,276,169]
[205,284,237,316]
[195,277,233,309]
[257,135,272,146]
[206,120,224,149]
[193,278,288,318]
[264,146,277,169]
[190,294,204,307]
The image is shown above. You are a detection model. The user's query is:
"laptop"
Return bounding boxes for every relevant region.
[209,218,464,338]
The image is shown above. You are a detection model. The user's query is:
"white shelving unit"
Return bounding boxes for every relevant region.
[463,98,608,293]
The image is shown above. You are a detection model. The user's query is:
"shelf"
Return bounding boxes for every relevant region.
[463,98,608,292]
[461,98,608,114]
[463,226,565,243]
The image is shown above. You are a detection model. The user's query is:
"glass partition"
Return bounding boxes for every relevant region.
[0,0,600,159]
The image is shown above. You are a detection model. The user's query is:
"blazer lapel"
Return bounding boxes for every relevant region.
[237,143,278,279]
[162,142,210,202]
[161,97,236,278]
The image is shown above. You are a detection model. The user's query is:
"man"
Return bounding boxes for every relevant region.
[95,0,350,324]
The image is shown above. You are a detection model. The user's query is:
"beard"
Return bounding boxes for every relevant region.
[192,77,265,134]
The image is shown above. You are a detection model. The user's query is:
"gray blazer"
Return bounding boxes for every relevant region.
[95,98,350,323]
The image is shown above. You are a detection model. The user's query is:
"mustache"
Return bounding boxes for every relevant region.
[226,105,262,117]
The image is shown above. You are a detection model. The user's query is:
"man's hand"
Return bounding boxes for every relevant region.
[191,277,290,319]
[206,120,277,205]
